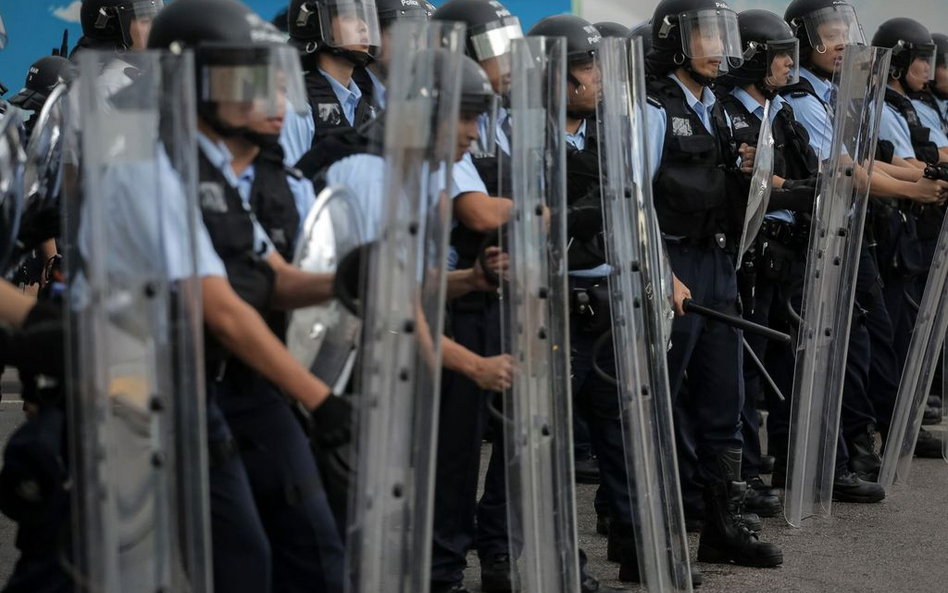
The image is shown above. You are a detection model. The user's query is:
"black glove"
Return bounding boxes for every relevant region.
[334,242,374,317]
[15,206,61,254]
[7,301,65,380]
[770,177,818,213]
[310,395,354,448]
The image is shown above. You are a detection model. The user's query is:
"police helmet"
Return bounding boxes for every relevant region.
[784,0,864,57]
[432,0,523,65]
[650,0,743,77]
[9,57,76,112]
[376,0,429,30]
[728,10,799,90]
[528,15,600,65]
[872,18,936,83]
[594,21,631,39]
[148,0,308,136]
[80,0,163,49]
[288,0,382,67]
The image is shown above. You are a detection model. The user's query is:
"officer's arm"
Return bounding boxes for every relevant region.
[453,191,513,233]
[442,337,513,392]
[202,275,331,410]
[266,250,336,310]
[940,147,948,163]
[445,246,506,299]
[876,158,923,181]
[868,167,946,203]
[0,280,36,329]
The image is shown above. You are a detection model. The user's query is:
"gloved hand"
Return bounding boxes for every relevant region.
[7,301,64,378]
[770,177,818,213]
[310,395,354,448]
[333,242,374,316]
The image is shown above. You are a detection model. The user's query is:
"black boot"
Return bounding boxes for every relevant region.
[832,468,885,503]
[759,454,776,474]
[914,428,944,458]
[596,512,610,537]
[697,449,784,568]
[575,453,601,484]
[768,433,788,488]
[846,424,882,481]
[616,528,640,583]
[742,477,781,518]
[479,554,515,593]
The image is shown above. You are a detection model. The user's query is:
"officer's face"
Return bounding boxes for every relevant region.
[332,12,371,52]
[479,55,512,95]
[456,112,480,162]
[904,56,932,92]
[687,27,723,79]
[811,21,848,74]
[568,61,600,113]
[936,64,948,96]
[128,16,153,51]
[767,52,795,88]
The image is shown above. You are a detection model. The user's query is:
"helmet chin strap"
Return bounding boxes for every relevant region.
[755,80,778,100]
[684,61,715,88]
[200,103,271,148]
[327,47,374,68]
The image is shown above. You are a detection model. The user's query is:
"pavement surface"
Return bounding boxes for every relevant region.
[0,369,944,592]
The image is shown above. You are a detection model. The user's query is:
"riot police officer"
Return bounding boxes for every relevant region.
[281,0,382,165]
[929,34,948,126]
[429,1,522,590]
[70,0,164,96]
[352,0,431,110]
[782,0,946,479]
[148,1,352,591]
[645,0,784,568]
[717,8,806,520]
[7,56,75,138]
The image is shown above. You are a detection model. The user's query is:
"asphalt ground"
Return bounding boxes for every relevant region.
[0,368,944,592]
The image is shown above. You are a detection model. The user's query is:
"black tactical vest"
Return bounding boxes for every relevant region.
[198,150,275,363]
[564,119,607,271]
[884,87,941,165]
[648,77,746,242]
[250,144,302,262]
[304,70,376,149]
[719,93,818,181]
[909,90,948,133]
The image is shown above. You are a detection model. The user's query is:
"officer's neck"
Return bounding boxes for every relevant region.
[566,116,583,134]
[198,119,261,179]
[674,67,706,102]
[890,78,907,96]
[742,83,767,107]
[369,61,386,81]
[317,53,355,88]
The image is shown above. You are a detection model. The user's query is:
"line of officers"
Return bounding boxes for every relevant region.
[0,0,946,592]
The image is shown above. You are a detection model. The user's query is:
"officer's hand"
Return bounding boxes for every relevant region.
[672,274,691,317]
[739,143,757,174]
[7,301,64,379]
[310,395,354,448]
[473,247,509,291]
[471,354,514,392]
[911,177,948,204]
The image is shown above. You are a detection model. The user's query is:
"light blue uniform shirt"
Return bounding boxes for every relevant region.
[729,87,794,224]
[366,68,386,110]
[324,153,385,241]
[912,97,948,148]
[451,108,511,198]
[782,68,834,161]
[279,71,365,166]
[197,133,276,258]
[879,88,916,160]
[938,97,948,128]
[565,119,587,151]
[82,145,227,282]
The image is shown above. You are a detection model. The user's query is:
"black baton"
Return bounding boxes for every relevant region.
[682,298,792,345]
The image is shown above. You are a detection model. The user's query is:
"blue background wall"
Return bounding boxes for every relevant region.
[0,0,572,99]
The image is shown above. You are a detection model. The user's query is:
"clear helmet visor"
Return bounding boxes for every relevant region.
[902,44,937,82]
[200,44,309,118]
[466,93,500,157]
[800,5,865,50]
[469,20,524,63]
[677,9,743,73]
[318,0,382,50]
[752,38,800,88]
[115,0,164,49]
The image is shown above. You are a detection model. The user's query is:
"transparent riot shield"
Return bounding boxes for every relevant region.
[736,102,775,264]
[287,186,365,393]
[597,36,692,591]
[0,110,25,272]
[345,20,465,593]
[878,213,948,489]
[784,45,891,527]
[65,50,211,593]
[501,35,580,593]
[22,83,67,228]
